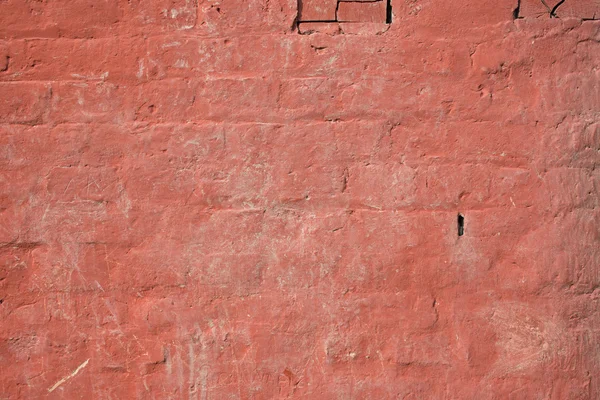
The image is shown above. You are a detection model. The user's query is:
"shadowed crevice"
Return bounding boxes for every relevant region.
[513,0,521,19]
[550,0,566,17]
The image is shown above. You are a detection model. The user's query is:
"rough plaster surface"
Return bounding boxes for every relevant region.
[0,0,599,399]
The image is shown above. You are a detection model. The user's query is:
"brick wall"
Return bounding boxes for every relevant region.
[1,0,599,398]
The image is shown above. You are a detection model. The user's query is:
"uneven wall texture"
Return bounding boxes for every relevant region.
[1,0,600,399]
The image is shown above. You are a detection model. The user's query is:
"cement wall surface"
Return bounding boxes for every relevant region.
[0,0,599,398]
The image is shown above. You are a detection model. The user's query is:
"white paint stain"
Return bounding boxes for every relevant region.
[47,358,90,393]
[162,41,181,49]
[174,59,190,68]
[136,60,145,79]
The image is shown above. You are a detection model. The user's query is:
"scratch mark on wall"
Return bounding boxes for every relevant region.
[47,358,90,393]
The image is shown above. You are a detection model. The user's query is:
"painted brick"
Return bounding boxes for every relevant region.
[0,0,120,39]
[0,38,145,82]
[337,1,388,23]
[299,0,338,21]
[0,82,51,124]
[391,0,517,36]
[191,0,297,35]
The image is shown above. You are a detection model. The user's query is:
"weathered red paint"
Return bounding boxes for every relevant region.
[1,0,599,399]
[300,0,339,21]
[519,0,600,19]
[337,1,388,23]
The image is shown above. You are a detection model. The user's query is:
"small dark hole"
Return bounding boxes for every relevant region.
[0,299,3,304]
[457,214,464,237]
[386,0,393,24]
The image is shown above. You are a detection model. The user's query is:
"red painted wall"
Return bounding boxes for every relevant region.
[1,1,599,398]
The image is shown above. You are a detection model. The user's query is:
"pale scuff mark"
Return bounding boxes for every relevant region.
[47,359,90,393]
[489,304,564,377]
[136,59,145,79]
